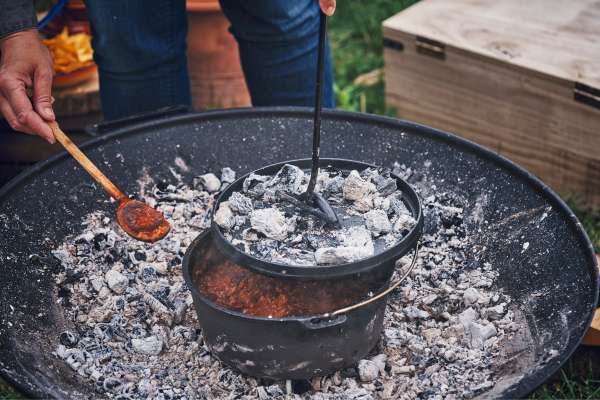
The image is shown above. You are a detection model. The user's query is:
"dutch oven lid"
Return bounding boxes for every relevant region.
[210,158,423,280]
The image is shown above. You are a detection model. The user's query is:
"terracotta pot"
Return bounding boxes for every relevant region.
[186,0,251,109]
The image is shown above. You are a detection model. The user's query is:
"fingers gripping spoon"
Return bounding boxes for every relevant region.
[49,121,171,242]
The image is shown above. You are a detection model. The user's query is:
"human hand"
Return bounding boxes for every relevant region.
[0,29,55,143]
[320,0,336,16]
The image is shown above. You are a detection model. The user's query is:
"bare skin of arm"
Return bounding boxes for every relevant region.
[320,0,336,16]
[0,29,55,143]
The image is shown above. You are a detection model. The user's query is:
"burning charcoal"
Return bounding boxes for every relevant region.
[214,201,235,230]
[468,323,497,349]
[343,170,376,201]
[233,215,247,228]
[463,288,480,305]
[304,234,337,250]
[250,208,288,241]
[265,164,304,195]
[92,232,108,251]
[262,188,280,203]
[265,385,285,397]
[60,331,79,348]
[317,174,337,192]
[257,386,269,400]
[172,300,188,324]
[132,335,163,355]
[221,167,236,184]
[375,177,397,197]
[140,266,158,283]
[340,226,374,251]
[404,306,430,320]
[393,214,416,234]
[485,304,506,320]
[359,167,380,182]
[370,354,387,374]
[105,269,128,295]
[357,359,380,382]
[103,377,123,393]
[388,193,409,215]
[242,228,259,242]
[229,192,253,215]
[137,379,154,397]
[314,246,372,265]
[354,195,374,213]
[243,173,270,195]
[422,328,441,344]
[271,249,306,265]
[132,250,147,262]
[373,196,391,213]
[89,276,104,292]
[459,307,478,328]
[94,323,114,341]
[364,209,392,236]
[193,173,221,193]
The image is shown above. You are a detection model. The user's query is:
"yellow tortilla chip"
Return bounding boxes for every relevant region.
[43,28,94,74]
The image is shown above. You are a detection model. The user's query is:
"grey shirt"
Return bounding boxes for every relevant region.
[0,0,37,39]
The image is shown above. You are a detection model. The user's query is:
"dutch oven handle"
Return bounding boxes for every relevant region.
[328,241,420,317]
[300,314,348,330]
[85,105,190,136]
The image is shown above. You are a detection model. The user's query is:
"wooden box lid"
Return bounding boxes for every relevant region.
[383,0,600,89]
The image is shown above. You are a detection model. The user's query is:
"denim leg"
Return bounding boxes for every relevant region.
[84,0,190,120]
[219,0,335,108]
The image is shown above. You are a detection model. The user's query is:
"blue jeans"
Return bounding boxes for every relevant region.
[84,0,334,120]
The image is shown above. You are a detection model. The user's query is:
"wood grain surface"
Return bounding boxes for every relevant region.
[383,0,600,205]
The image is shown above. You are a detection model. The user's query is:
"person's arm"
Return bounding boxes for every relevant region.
[0,1,55,143]
[0,0,36,38]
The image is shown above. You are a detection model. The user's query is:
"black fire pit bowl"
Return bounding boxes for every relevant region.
[211,158,423,280]
[0,107,597,399]
[183,230,394,380]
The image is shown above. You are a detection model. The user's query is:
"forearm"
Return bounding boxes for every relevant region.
[0,0,37,39]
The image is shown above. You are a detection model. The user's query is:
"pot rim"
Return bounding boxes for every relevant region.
[210,157,424,280]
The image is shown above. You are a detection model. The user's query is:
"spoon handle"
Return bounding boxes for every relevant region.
[49,121,127,202]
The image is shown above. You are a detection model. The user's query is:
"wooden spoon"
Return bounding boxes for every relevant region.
[48,121,170,242]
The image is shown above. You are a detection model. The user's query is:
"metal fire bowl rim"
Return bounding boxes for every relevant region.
[210,157,423,280]
[0,106,597,399]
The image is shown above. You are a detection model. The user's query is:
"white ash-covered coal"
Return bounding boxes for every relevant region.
[50,161,524,399]
[215,164,417,266]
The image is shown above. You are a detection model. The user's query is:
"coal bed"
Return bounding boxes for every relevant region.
[49,161,531,399]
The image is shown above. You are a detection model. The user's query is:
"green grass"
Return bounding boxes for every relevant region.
[329,0,419,115]
[531,349,600,400]
[0,379,21,400]
[533,372,600,400]
[568,201,600,253]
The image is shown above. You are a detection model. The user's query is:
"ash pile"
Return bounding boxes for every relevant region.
[50,161,521,399]
[215,164,416,266]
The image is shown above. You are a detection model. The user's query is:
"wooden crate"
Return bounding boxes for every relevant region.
[383,0,600,206]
